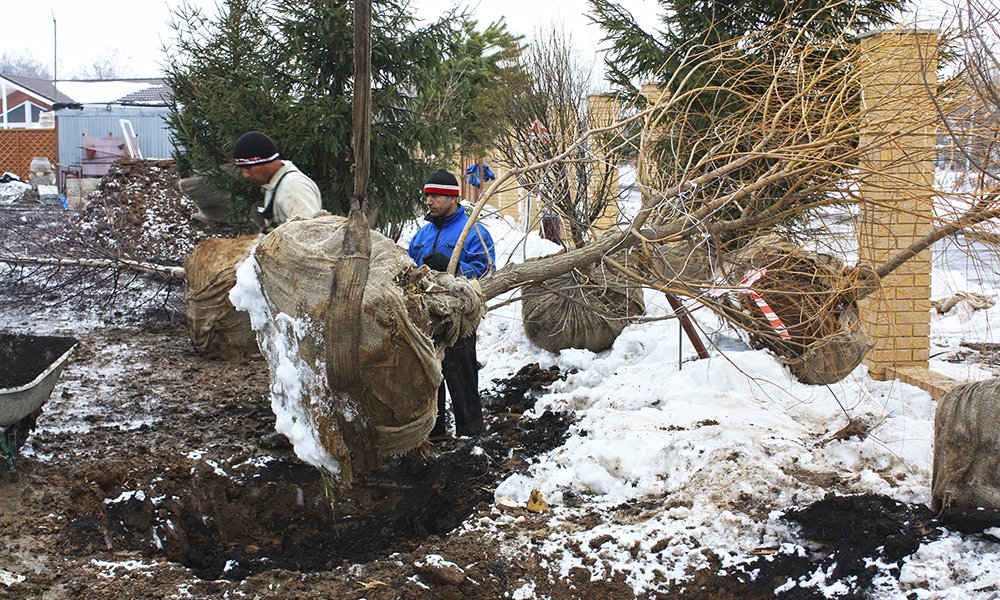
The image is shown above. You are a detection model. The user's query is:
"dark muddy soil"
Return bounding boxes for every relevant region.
[0,333,78,389]
[0,313,592,599]
[695,494,942,599]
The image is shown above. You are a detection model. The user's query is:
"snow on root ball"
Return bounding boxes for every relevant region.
[231,214,484,483]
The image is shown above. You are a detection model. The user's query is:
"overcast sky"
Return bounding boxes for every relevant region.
[1,0,955,83]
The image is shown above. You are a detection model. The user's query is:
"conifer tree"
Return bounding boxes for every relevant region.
[587,0,910,246]
[163,0,519,231]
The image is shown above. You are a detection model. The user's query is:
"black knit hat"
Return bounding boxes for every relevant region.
[423,169,460,196]
[233,131,280,167]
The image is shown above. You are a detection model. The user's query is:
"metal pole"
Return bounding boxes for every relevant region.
[52,11,57,91]
[665,293,710,360]
[678,308,683,370]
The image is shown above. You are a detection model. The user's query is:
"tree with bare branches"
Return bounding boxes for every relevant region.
[483,26,627,248]
[451,13,998,384]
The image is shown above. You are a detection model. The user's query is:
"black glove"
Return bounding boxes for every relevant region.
[422,252,450,272]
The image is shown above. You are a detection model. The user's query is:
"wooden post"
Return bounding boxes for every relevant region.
[351,0,372,214]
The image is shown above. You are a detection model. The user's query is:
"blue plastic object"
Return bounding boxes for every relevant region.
[465,163,496,188]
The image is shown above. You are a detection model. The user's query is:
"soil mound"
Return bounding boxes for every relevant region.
[71,159,244,265]
[694,493,941,598]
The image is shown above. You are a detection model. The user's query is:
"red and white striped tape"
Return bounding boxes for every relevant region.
[712,268,791,340]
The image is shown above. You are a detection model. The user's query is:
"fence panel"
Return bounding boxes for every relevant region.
[0,129,57,180]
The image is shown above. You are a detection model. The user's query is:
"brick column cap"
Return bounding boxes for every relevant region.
[858,28,938,39]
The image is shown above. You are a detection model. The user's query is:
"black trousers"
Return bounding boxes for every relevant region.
[432,334,483,436]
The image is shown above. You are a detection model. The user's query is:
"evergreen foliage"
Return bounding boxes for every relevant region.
[587,0,910,246]
[163,0,519,231]
[590,0,908,94]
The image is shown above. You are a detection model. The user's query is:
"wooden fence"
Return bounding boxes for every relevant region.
[0,129,57,180]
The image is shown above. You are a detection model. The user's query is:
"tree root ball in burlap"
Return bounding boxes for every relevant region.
[185,234,261,361]
[730,235,876,385]
[932,377,1000,513]
[250,215,485,480]
[780,304,873,385]
[521,267,645,354]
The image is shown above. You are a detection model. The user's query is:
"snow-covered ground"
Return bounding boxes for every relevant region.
[411,195,1000,597]
[8,167,999,597]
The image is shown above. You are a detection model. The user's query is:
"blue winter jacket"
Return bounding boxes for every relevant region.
[408,209,496,278]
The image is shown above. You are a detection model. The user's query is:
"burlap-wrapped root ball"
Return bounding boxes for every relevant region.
[728,235,877,384]
[234,215,484,482]
[185,234,261,361]
[932,378,1000,514]
[521,264,645,354]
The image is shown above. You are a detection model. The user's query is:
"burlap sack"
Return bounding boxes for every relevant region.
[932,377,1000,512]
[729,235,875,384]
[782,304,873,385]
[185,235,261,360]
[251,215,484,480]
[521,266,645,354]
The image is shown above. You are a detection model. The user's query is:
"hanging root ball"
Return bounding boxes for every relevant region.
[243,215,485,483]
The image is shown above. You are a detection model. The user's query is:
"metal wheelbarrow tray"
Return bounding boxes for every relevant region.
[1,333,78,468]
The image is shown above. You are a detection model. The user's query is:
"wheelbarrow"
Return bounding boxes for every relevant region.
[0,333,78,470]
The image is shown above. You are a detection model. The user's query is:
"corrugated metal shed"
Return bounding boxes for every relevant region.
[55,105,176,171]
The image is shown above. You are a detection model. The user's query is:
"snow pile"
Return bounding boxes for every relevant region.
[0,174,30,204]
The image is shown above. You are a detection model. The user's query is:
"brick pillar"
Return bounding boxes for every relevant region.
[638,84,666,213]
[588,94,622,233]
[856,30,939,379]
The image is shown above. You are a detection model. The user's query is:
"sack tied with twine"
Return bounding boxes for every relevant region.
[185,234,262,361]
[238,214,484,483]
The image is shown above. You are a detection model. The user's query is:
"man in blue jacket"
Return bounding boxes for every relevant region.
[408,169,495,439]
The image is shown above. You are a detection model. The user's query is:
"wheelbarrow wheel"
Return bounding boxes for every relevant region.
[1,408,42,471]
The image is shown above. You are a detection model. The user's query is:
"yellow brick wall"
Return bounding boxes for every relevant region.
[588,94,623,234]
[856,30,939,378]
[636,83,674,223]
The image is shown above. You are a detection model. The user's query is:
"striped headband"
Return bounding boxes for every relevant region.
[234,152,280,167]
[423,183,460,196]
